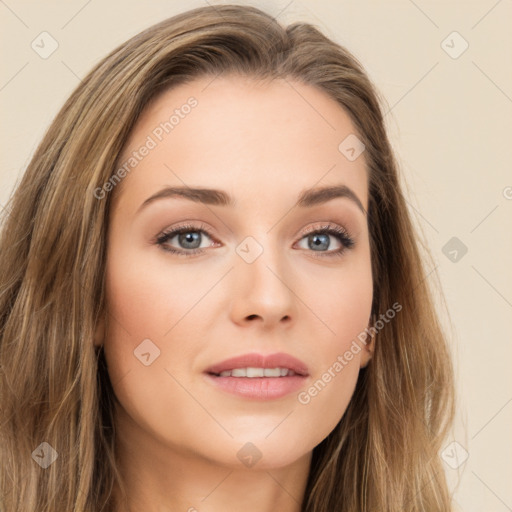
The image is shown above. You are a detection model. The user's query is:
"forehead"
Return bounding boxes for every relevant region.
[114,75,368,214]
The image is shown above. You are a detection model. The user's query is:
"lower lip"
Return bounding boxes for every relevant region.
[203,373,308,400]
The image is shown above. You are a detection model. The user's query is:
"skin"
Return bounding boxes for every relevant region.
[95,75,374,512]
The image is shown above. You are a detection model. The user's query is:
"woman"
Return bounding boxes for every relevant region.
[0,5,455,511]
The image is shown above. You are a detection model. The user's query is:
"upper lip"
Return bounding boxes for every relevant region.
[205,352,309,376]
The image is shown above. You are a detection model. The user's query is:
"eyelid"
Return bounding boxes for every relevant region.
[299,222,351,239]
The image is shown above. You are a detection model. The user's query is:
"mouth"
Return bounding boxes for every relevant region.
[209,367,301,378]
[203,352,309,400]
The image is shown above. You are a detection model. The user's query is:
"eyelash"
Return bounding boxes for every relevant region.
[155,222,355,259]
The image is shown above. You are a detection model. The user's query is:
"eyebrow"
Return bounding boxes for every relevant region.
[137,184,366,215]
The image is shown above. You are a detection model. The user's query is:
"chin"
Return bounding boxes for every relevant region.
[195,434,314,471]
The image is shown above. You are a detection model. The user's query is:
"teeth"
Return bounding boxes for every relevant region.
[217,367,297,378]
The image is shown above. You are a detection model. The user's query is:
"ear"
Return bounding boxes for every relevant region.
[359,336,374,368]
[360,339,373,368]
[94,312,106,347]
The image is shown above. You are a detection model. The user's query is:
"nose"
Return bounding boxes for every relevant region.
[229,243,296,329]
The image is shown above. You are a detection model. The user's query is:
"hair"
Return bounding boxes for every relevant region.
[0,4,455,511]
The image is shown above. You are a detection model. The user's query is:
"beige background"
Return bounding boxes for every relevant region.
[1,0,511,510]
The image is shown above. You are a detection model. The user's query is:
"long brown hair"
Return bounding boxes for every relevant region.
[0,5,455,511]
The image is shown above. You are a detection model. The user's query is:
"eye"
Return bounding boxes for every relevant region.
[155,222,355,259]
[155,223,218,256]
[295,223,355,258]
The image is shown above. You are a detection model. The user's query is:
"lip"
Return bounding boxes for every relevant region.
[203,352,309,400]
[204,352,309,376]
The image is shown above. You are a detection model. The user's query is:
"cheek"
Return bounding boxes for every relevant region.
[296,249,373,348]
[324,277,372,337]
[291,254,372,438]
[294,358,360,455]
[103,245,209,347]
[101,246,205,447]
[101,239,220,414]
[101,244,173,388]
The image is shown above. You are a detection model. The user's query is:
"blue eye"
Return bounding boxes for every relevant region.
[155,223,216,256]
[155,222,355,258]
[295,224,355,258]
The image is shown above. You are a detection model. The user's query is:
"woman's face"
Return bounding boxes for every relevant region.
[100,75,373,470]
